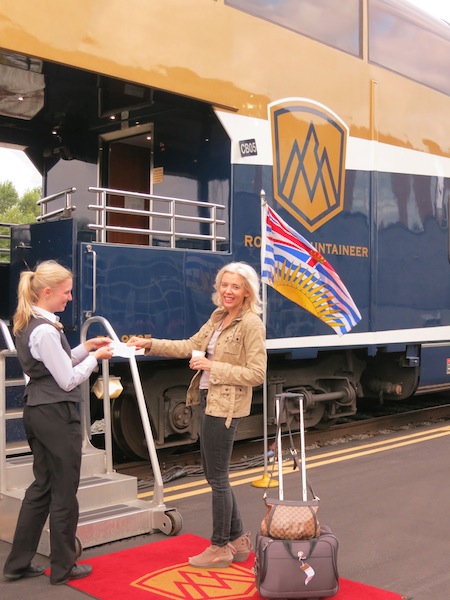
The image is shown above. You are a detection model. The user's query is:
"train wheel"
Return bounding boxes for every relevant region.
[111,394,148,460]
[303,403,325,428]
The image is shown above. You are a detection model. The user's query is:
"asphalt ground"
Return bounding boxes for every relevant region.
[2,420,450,599]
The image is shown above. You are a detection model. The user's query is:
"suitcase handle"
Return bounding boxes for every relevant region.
[265,393,319,502]
[286,418,319,501]
[283,537,319,560]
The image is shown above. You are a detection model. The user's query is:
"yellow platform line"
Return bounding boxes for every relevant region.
[137,424,450,502]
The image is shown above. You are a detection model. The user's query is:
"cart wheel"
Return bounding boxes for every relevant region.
[75,536,83,558]
[166,510,183,536]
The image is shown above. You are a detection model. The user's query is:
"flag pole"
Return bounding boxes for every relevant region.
[252,190,277,488]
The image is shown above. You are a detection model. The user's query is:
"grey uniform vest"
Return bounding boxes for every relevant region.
[15,316,82,405]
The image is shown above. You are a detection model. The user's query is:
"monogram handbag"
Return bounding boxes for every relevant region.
[260,493,320,540]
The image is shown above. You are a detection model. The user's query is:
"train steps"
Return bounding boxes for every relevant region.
[0,444,171,556]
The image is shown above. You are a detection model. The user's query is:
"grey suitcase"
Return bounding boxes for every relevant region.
[254,527,339,599]
[254,393,339,599]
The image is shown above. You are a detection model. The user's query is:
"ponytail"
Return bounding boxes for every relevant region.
[13,260,72,335]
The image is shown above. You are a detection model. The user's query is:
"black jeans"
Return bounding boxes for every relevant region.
[200,392,243,547]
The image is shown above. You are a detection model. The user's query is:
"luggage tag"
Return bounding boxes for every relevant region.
[297,550,315,585]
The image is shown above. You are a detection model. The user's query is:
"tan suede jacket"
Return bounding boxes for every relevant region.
[146,307,267,427]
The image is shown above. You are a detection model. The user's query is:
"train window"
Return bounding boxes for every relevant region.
[369,0,450,96]
[225,0,361,57]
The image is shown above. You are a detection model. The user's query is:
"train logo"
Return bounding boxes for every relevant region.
[131,562,256,598]
[269,98,348,233]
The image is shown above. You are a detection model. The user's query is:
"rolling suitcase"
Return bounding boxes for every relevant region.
[254,392,339,599]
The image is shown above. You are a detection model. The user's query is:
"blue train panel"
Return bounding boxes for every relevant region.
[78,242,230,342]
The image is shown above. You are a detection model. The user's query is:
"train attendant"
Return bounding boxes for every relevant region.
[128,262,266,568]
[3,260,114,585]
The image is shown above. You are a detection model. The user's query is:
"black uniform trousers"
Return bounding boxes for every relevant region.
[4,401,82,583]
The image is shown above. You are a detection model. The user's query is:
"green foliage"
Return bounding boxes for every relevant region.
[0,181,19,213]
[0,182,42,262]
[1,186,41,223]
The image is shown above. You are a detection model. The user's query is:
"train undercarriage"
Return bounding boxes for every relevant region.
[101,348,420,460]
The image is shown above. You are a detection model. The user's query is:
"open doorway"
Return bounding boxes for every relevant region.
[100,124,153,245]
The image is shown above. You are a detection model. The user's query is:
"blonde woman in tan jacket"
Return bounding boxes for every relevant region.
[128,262,266,569]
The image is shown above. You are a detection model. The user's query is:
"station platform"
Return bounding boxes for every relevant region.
[1,419,449,600]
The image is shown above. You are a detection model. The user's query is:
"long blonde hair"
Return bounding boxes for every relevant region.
[13,260,73,335]
[212,262,263,315]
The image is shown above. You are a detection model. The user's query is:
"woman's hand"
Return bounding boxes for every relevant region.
[127,336,152,350]
[84,337,111,352]
[189,355,212,372]
[94,345,114,361]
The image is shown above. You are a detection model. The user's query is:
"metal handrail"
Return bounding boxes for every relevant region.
[37,187,77,221]
[88,186,226,250]
[80,317,119,475]
[0,346,8,493]
[80,316,165,505]
[34,186,227,252]
[0,319,15,352]
[0,319,25,494]
[0,223,12,259]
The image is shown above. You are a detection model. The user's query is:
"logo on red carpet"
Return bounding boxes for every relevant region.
[131,562,258,599]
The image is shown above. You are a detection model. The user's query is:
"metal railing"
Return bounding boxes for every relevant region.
[36,187,77,221]
[0,319,26,493]
[0,223,12,263]
[37,186,227,251]
[80,316,166,506]
[87,186,226,251]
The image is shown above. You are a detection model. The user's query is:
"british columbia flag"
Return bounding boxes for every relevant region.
[262,205,361,335]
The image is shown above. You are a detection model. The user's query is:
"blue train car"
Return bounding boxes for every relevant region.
[1,0,450,457]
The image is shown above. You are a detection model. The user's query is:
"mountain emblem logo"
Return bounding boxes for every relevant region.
[131,561,258,599]
[269,98,348,233]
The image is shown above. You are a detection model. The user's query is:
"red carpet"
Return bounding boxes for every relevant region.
[63,533,410,600]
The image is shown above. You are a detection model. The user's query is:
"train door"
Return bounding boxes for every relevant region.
[100,124,153,245]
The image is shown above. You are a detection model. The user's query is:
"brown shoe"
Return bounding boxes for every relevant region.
[189,544,234,569]
[229,531,253,562]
